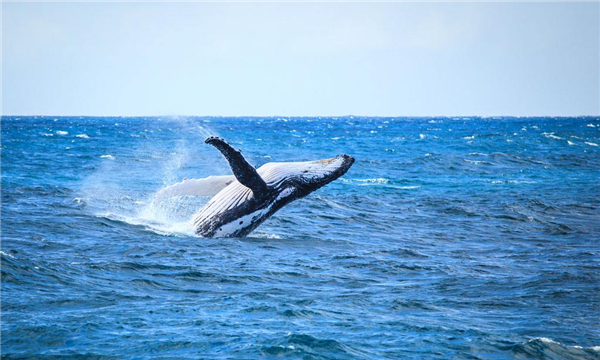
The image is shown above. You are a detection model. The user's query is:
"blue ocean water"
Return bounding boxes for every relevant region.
[1,116,599,359]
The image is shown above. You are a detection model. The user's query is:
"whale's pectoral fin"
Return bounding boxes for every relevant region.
[152,175,236,204]
[205,136,270,196]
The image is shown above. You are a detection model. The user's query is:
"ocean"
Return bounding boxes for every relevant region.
[1,116,599,359]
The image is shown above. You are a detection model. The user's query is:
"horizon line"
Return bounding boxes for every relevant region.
[1,114,599,119]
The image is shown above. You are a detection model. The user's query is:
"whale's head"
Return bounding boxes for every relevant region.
[258,154,355,197]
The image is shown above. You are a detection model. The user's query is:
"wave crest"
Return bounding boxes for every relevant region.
[511,337,600,360]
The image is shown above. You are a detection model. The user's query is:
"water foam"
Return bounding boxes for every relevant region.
[79,117,219,237]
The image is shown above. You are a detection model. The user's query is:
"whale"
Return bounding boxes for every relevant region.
[177,136,354,238]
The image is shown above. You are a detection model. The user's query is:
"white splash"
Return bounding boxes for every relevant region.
[79,118,219,238]
[542,132,563,140]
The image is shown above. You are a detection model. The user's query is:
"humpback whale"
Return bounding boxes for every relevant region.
[181,137,354,238]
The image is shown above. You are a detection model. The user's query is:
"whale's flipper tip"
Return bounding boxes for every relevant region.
[205,136,224,145]
[204,136,270,195]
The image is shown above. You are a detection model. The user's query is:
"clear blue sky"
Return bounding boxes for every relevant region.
[2,2,599,117]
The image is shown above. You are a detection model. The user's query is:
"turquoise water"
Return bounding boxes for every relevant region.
[1,116,599,359]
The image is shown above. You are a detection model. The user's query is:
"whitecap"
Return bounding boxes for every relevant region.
[464,159,488,165]
[341,178,389,184]
[515,337,600,360]
[587,123,596,128]
[41,133,54,137]
[100,155,115,159]
[388,185,420,190]
[76,134,90,139]
[567,141,575,146]
[250,233,282,239]
[585,142,599,147]
[419,134,425,139]
[0,251,15,258]
[463,135,475,140]
[489,180,536,185]
[56,131,68,135]
[542,132,563,140]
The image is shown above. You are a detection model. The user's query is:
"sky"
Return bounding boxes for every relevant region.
[1,2,599,117]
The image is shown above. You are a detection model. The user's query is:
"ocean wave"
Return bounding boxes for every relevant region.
[250,232,282,239]
[339,178,419,190]
[0,250,16,259]
[464,159,492,165]
[488,179,537,185]
[542,132,564,140]
[340,178,389,184]
[262,333,370,359]
[388,185,420,189]
[97,212,195,237]
[511,337,600,360]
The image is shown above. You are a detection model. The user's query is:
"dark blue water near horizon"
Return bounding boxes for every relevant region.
[1,116,599,359]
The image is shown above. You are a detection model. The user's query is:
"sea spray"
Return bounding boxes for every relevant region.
[77,117,221,236]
